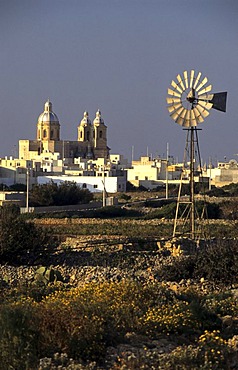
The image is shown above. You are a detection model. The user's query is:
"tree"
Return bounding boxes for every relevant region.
[0,183,9,191]
[0,205,51,264]
[29,181,93,206]
[9,183,27,191]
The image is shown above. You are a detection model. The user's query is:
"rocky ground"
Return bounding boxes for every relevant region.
[0,235,213,288]
[1,233,238,369]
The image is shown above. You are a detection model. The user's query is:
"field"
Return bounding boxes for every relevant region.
[0,195,238,369]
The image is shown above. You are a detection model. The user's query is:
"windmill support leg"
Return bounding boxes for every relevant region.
[190,127,195,239]
[173,127,198,239]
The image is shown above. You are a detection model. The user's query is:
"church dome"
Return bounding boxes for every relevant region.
[80,111,91,126]
[38,100,59,124]
[93,109,104,125]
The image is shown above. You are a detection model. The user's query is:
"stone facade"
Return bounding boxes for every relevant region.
[19,100,110,161]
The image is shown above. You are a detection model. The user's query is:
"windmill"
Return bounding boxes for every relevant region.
[166,70,227,239]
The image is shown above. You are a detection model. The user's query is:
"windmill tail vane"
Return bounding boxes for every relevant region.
[209,92,227,112]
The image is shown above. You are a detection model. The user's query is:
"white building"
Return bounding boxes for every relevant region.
[207,159,238,186]
[0,153,128,193]
[126,156,181,189]
[37,172,127,193]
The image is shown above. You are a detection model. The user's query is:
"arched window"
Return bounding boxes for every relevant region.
[50,130,53,139]
[43,129,47,138]
[99,130,103,138]
[86,131,90,141]
[80,131,83,139]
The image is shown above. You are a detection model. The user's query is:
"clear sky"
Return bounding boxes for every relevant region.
[0,0,237,165]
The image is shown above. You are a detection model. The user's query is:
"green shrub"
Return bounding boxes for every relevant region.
[144,201,221,220]
[207,183,238,197]
[91,206,141,218]
[144,199,173,208]
[157,332,233,370]
[119,193,131,201]
[114,336,235,370]
[144,202,176,219]
[0,280,237,368]
[219,200,238,220]
[194,239,238,284]
[0,302,39,370]
[197,330,232,369]
[222,182,238,196]
[0,205,52,264]
[205,202,222,219]
[159,255,196,281]
[114,345,200,370]
[158,239,238,285]
[140,300,200,336]
[204,291,238,317]
[206,186,227,197]
[196,201,221,219]
[0,203,20,219]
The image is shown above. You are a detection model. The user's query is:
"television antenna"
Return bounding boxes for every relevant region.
[167,70,227,239]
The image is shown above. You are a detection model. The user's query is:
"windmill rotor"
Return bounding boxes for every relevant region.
[167,70,227,127]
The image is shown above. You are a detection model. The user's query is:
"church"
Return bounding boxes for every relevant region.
[19,100,110,161]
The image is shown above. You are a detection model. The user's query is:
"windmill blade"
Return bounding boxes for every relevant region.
[166,97,181,104]
[193,107,205,123]
[210,92,227,112]
[189,70,195,88]
[183,110,195,127]
[171,80,183,94]
[196,103,210,118]
[193,72,202,90]
[175,107,187,125]
[197,100,213,110]
[176,116,185,125]
[183,110,191,127]
[183,71,189,89]
[197,93,214,101]
[190,109,197,126]
[170,106,185,121]
[168,88,181,98]
[196,77,208,93]
[175,117,184,126]
[176,74,185,91]
[197,84,212,96]
[168,102,183,113]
